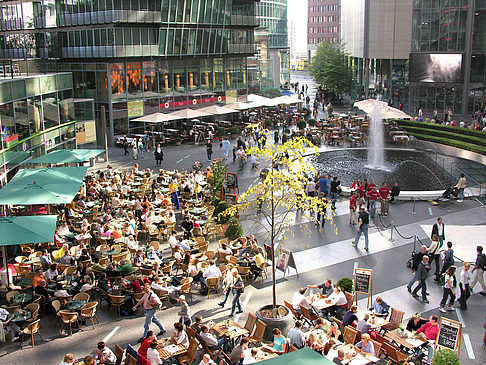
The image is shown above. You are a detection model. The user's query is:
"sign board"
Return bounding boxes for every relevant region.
[225,172,238,192]
[276,248,298,276]
[264,243,274,262]
[354,268,372,295]
[225,193,237,206]
[128,100,144,118]
[225,90,237,104]
[435,317,462,356]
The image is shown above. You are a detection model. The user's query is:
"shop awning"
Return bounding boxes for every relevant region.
[28,149,105,164]
[259,348,334,364]
[0,166,87,205]
[0,215,58,246]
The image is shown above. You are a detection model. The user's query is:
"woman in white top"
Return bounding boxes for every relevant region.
[439,266,456,312]
[146,340,162,364]
[458,262,471,310]
[170,322,189,347]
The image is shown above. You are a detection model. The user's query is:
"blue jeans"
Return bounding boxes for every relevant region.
[215,336,231,352]
[331,192,338,208]
[458,188,464,200]
[231,289,242,315]
[369,200,376,218]
[407,271,419,290]
[354,224,369,250]
[142,309,165,337]
[220,288,231,306]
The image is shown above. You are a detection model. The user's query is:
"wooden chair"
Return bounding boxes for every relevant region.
[25,303,40,323]
[140,267,153,276]
[6,290,19,303]
[237,266,251,285]
[247,319,266,346]
[80,301,99,329]
[178,338,198,364]
[218,251,228,263]
[196,332,222,361]
[288,344,298,352]
[79,259,92,268]
[114,344,124,365]
[63,266,77,275]
[226,255,238,265]
[381,341,408,364]
[153,289,170,308]
[382,308,404,333]
[108,294,126,317]
[59,310,80,336]
[343,326,359,345]
[205,250,215,260]
[179,277,194,302]
[20,319,43,347]
[344,292,354,310]
[73,292,90,302]
[52,300,62,326]
[299,305,319,327]
[370,339,382,357]
[244,312,257,335]
[332,317,345,334]
[283,299,301,320]
[125,354,137,365]
[376,333,391,346]
[206,277,220,298]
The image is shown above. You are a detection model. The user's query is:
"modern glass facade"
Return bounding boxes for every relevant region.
[0,0,258,144]
[0,73,95,183]
[409,0,486,117]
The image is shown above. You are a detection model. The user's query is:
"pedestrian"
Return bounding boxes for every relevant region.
[367,186,379,219]
[137,138,144,159]
[206,139,213,161]
[144,131,149,152]
[330,176,340,210]
[439,266,457,312]
[222,138,230,161]
[454,173,466,202]
[177,295,191,327]
[154,144,164,166]
[379,182,390,216]
[427,234,441,281]
[469,245,486,295]
[390,182,400,203]
[123,135,129,155]
[133,284,166,342]
[411,255,430,303]
[352,206,370,252]
[132,141,138,160]
[230,268,244,316]
[431,217,445,251]
[407,245,428,293]
[315,193,327,229]
[458,262,471,309]
[438,241,454,278]
[349,191,357,225]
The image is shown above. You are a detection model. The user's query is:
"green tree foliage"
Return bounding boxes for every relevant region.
[310,42,353,96]
[262,87,282,98]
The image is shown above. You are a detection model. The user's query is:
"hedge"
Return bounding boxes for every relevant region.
[406,132,486,156]
[399,125,486,148]
[393,119,486,139]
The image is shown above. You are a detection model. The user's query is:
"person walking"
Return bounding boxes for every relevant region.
[352,207,370,252]
[177,295,191,327]
[123,135,129,155]
[469,245,486,295]
[367,186,379,219]
[412,255,431,303]
[222,138,230,161]
[133,284,166,342]
[230,268,244,316]
[407,245,427,293]
[455,173,466,202]
[431,217,445,251]
[458,262,471,310]
[137,138,144,159]
[206,139,213,161]
[132,141,138,160]
[427,234,441,281]
[349,191,357,225]
[439,266,457,312]
[154,144,164,166]
[330,176,340,210]
[438,241,454,278]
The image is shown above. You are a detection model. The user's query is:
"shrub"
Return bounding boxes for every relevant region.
[229,126,239,135]
[215,201,231,224]
[207,161,228,197]
[394,119,486,139]
[399,125,486,148]
[432,349,460,365]
[337,277,353,293]
[274,131,280,143]
[307,119,316,127]
[265,120,273,127]
[175,135,182,142]
[406,132,486,156]
[282,134,288,143]
[273,119,279,127]
[297,120,307,130]
[225,217,243,240]
[284,128,291,134]
[217,126,226,137]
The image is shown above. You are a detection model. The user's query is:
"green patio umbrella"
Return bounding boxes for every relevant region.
[0,166,87,205]
[259,348,334,364]
[27,149,105,164]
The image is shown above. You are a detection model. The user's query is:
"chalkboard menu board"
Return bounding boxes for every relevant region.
[264,243,274,261]
[354,268,372,295]
[225,194,237,206]
[436,318,461,353]
[226,172,238,191]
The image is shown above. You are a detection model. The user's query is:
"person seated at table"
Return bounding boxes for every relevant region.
[164,210,177,225]
[292,287,312,315]
[115,207,127,219]
[200,260,222,293]
[356,313,373,335]
[218,243,232,256]
[288,320,305,349]
[169,322,189,347]
[326,322,341,341]
[414,315,439,365]
[80,276,94,293]
[133,249,146,267]
[105,263,120,278]
[342,305,358,328]
[175,236,191,251]
[308,279,333,297]
[54,283,70,298]
[406,312,427,332]
[59,353,76,365]
[0,307,22,342]
[147,246,163,262]
[58,221,74,243]
[150,276,166,291]
[199,353,216,365]
[187,259,202,282]
[146,340,162,365]
[32,268,47,288]
[35,279,53,297]
[264,328,287,354]
[45,263,59,282]
[53,244,69,262]
[173,246,184,265]
[117,260,135,276]
[90,258,106,273]
[89,247,102,262]
[355,333,375,356]
[305,332,325,353]
[78,249,91,263]
[199,324,231,352]
[40,249,52,267]
[94,340,117,364]
[324,286,348,319]
[229,337,250,365]
[97,273,111,293]
[180,216,194,240]
[124,235,138,252]
[332,349,346,365]
[138,330,157,358]
[369,296,389,317]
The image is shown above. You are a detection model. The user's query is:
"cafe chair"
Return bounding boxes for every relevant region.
[149,241,160,250]
[344,292,354,310]
[153,289,170,308]
[206,277,220,299]
[205,251,215,261]
[196,332,222,361]
[114,344,124,365]
[63,266,77,276]
[243,312,257,336]
[283,300,301,321]
[108,294,126,317]
[299,305,319,327]
[179,277,194,302]
[80,301,99,329]
[226,255,238,265]
[178,338,199,364]
[140,267,153,276]
[381,341,408,364]
[73,292,90,303]
[20,319,43,347]
[6,290,19,303]
[25,303,40,323]
[343,326,359,345]
[59,310,81,336]
[79,259,92,268]
[332,317,345,334]
[288,345,298,353]
[247,319,266,346]
[370,339,382,357]
[52,300,62,326]
[237,266,251,285]
[33,294,47,315]
[125,354,137,365]
[382,308,404,333]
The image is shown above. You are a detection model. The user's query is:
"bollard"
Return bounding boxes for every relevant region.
[389,221,394,242]
[410,197,417,215]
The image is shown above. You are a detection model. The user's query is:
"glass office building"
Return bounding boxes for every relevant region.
[0,0,258,144]
[409,0,486,118]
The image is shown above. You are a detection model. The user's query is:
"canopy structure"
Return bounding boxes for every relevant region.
[168,108,211,119]
[225,102,254,110]
[0,215,58,246]
[0,166,87,205]
[259,348,334,364]
[272,95,304,105]
[132,113,183,123]
[354,99,410,119]
[198,105,238,115]
[28,149,105,164]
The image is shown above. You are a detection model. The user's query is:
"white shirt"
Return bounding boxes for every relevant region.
[175,330,189,347]
[437,223,444,237]
[45,269,58,281]
[147,348,162,365]
[203,265,222,279]
[168,235,178,248]
[242,349,258,365]
[306,181,316,193]
[292,292,309,310]
[327,291,347,306]
[151,282,166,291]
[58,225,70,236]
[460,268,470,286]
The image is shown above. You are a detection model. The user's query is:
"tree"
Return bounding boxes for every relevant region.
[206,160,228,197]
[310,42,353,96]
[225,136,334,309]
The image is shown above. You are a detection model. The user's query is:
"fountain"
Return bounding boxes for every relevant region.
[367,99,387,170]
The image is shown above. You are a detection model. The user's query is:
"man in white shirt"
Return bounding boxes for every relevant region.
[150,277,166,291]
[199,325,230,351]
[200,260,222,292]
[291,287,311,314]
[287,321,305,348]
[325,287,348,318]
[168,232,178,249]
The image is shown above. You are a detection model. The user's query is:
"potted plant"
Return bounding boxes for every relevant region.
[207,161,228,199]
[229,126,239,139]
[265,120,273,128]
[175,135,182,145]
[281,134,288,144]
[274,130,280,144]
[308,119,316,127]
[432,349,460,365]
[337,277,353,293]
[225,216,243,240]
[217,126,226,138]
[297,120,307,130]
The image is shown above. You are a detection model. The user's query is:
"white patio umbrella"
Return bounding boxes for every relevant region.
[132,112,183,123]
[198,105,238,115]
[225,102,253,110]
[354,99,409,119]
[168,108,211,119]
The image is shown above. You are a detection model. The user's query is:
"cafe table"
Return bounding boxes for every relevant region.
[309,295,334,311]
[14,277,33,288]
[102,249,120,261]
[385,328,426,351]
[159,188,170,194]
[66,300,87,311]
[157,340,187,361]
[189,207,206,216]
[211,319,249,346]
[186,199,202,206]
[357,311,390,329]
[11,309,32,323]
[11,293,33,306]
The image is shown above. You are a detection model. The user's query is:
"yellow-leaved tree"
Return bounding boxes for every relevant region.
[225,135,335,310]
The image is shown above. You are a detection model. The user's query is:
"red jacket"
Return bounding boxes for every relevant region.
[349,196,357,210]
[379,187,390,200]
[416,322,439,341]
[368,190,379,201]
[138,338,151,358]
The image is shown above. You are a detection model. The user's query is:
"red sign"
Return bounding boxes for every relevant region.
[160,96,225,109]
